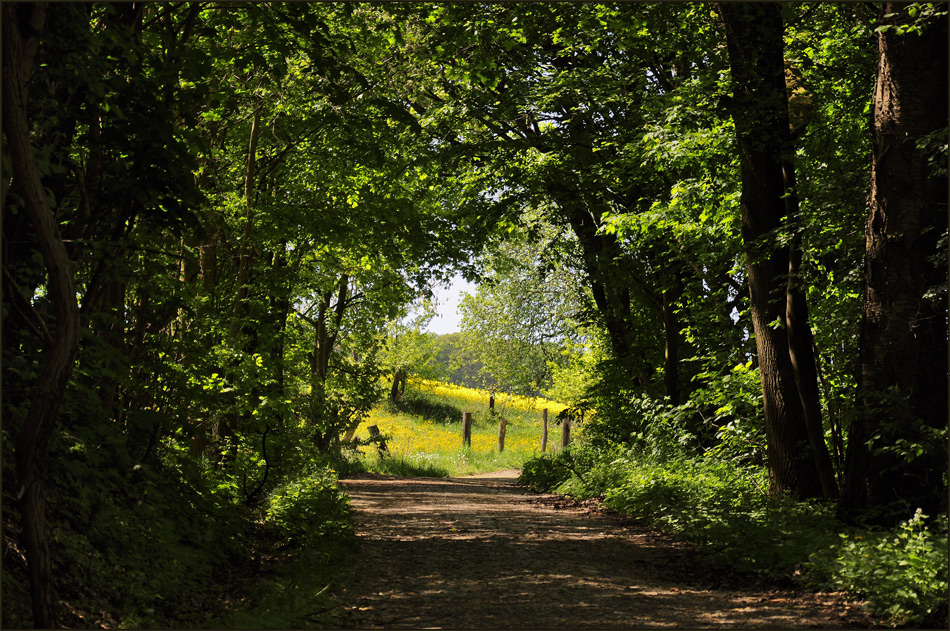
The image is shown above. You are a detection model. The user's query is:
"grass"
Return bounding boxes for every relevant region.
[350,379,569,477]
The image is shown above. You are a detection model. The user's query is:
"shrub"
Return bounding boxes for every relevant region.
[522,447,839,577]
[8,421,254,628]
[522,443,949,627]
[807,510,949,626]
[519,450,579,492]
[265,467,352,544]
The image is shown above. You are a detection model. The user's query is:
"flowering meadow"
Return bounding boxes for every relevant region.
[350,380,572,476]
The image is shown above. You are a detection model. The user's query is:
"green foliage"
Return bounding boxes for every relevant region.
[208,541,356,629]
[460,222,586,398]
[264,467,352,545]
[528,446,826,572]
[425,332,488,389]
[519,451,575,492]
[522,445,825,578]
[17,423,252,628]
[4,1,944,625]
[807,510,949,626]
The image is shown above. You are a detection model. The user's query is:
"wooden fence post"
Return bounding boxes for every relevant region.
[498,418,507,452]
[541,408,548,452]
[462,412,472,448]
[561,416,571,449]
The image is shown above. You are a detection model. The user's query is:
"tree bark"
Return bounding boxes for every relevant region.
[549,183,643,374]
[309,275,349,449]
[841,3,949,522]
[718,2,826,499]
[3,5,81,627]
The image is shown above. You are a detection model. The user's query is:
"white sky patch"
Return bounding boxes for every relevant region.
[425,274,475,335]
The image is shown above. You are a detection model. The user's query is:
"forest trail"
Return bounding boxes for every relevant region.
[331,471,872,629]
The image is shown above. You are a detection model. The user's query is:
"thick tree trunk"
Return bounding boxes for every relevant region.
[841,3,949,523]
[3,5,80,627]
[719,2,826,499]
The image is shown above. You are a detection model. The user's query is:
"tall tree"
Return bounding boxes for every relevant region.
[717,2,837,499]
[3,6,79,626]
[841,2,948,523]
[460,221,584,397]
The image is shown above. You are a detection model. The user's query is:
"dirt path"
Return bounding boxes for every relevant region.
[331,471,873,629]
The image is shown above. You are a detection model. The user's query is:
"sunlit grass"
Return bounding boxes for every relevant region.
[351,380,571,477]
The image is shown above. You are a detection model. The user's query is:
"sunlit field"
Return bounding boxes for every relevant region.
[350,380,572,476]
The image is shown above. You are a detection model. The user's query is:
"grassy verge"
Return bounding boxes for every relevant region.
[519,445,949,627]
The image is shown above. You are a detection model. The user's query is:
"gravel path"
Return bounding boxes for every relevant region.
[331,471,873,629]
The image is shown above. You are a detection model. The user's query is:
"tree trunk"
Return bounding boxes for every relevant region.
[390,368,405,402]
[231,97,263,331]
[661,287,680,406]
[568,206,637,362]
[309,275,349,448]
[786,229,839,498]
[552,188,640,370]
[659,262,693,406]
[841,3,949,523]
[3,5,81,627]
[718,2,825,499]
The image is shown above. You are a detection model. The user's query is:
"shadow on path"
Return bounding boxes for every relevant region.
[331,474,870,629]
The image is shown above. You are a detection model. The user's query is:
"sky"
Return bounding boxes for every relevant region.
[425,274,474,335]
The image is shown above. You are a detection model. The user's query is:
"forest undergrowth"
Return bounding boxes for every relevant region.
[1,428,355,629]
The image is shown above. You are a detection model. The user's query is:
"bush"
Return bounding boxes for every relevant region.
[8,422,253,628]
[265,467,352,545]
[519,451,575,491]
[807,510,949,626]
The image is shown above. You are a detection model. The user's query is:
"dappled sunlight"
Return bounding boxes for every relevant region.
[335,476,865,628]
